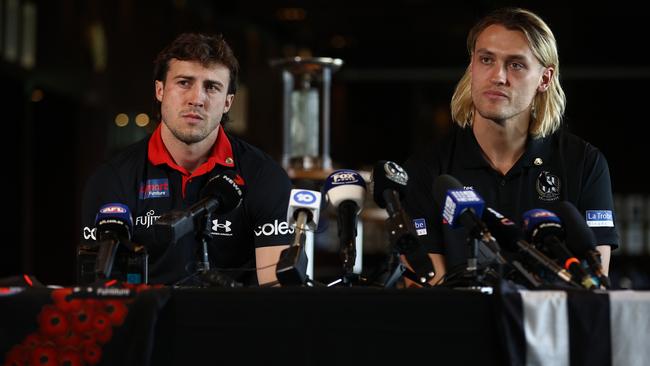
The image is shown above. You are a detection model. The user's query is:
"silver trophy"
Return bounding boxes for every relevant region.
[270,57,343,174]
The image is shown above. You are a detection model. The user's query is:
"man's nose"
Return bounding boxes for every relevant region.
[490,62,507,85]
[187,85,206,107]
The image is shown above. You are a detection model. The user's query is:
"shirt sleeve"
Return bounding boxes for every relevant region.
[403,156,445,254]
[246,160,293,247]
[577,147,620,249]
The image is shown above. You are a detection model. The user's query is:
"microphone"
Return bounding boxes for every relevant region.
[323,170,366,275]
[432,175,506,266]
[481,207,576,287]
[522,209,598,290]
[550,201,611,288]
[94,203,133,279]
[153,171,244,245]
[275,188,322,286]
[371,160,435,285]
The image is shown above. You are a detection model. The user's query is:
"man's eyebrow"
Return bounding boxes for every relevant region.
[475,49,530,61]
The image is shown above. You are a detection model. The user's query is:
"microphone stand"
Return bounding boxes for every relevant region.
[197,211,213,273]
[173,211,241,288]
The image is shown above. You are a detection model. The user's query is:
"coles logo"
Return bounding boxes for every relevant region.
[254,220,294,237]
[99,205,127,214]
[293,190,316,204]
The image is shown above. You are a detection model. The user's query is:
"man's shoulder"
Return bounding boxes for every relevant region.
[89,137,149,181]
[552,128,603,159]
[404,124,458,173]
[106,137,149,168]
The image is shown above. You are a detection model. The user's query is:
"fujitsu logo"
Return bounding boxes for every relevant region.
[254,220,294,237]
[135,210,161,228]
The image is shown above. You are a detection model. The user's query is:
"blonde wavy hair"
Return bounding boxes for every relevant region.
[450,8,566,138]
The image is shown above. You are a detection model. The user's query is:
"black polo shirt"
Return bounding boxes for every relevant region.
[403,124,619,271]
[81,124,293,285]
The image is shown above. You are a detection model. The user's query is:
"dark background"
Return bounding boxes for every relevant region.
[2,0,648,287]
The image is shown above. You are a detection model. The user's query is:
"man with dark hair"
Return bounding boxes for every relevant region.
[80,33,291,286]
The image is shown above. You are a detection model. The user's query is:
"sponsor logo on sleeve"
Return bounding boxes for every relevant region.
[254,220,295,237]
[139,179,170,199]
[413,218,427,236]
[586,210,614,227]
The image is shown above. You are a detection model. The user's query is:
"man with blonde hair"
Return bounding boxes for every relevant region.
[403,7,618,286]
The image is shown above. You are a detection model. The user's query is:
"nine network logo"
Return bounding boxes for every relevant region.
[254,219,294,237]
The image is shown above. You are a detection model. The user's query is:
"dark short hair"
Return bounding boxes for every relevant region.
[152,33,240,124]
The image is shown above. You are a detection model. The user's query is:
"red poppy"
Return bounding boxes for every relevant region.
[94,326,113,345]
[54,331,82,349]
[70,304,95,334]
[21,333,44,350]
[92,313,110,333]
[51,289,82,313]
[38,306,69,337]
[100,300,129,326]
[30,345,58,366]
[81,341,102,365]
[4,345,28,365]
[57,349,83,366]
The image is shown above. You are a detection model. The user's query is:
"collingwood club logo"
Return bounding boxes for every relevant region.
[211,219,233,236]
[536,171,561,201]
[384,161,408,186]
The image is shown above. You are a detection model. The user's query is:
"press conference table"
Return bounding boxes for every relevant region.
[7,284,650,365]
[1,286,506,365]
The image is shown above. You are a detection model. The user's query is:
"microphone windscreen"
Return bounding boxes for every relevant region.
[521,209,565,243]
[201,170,244,214]
[550,201,598,255]
[95,203,133,240]
[432,174,463,208]
[371,161,408,208]
[323,170,366,209]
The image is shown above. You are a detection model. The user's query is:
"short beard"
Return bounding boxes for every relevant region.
[165,123,216,145]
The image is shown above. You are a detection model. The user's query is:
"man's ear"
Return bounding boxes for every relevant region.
[155,80,164,102]
[538,67,554,92]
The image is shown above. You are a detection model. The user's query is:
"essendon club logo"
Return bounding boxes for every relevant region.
[139,179,170,199]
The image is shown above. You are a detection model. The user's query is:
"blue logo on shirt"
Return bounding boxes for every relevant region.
[413,218,427,236]
[139,179,170,199]
[586,210,614,227]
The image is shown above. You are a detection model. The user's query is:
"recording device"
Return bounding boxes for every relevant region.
[323,169,366,275]
[432,174,506,265]
[153,171,244,245]
[275,188,322,286]
[77,203,148,285]
[482,207,576,288]
[550,201,611,288]
[522,209,598,290]
[371,160,435,285]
